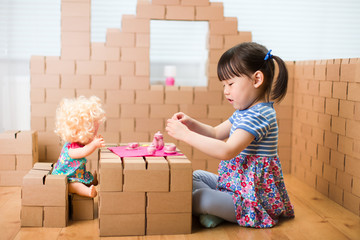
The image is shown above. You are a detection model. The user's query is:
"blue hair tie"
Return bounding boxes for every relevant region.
[264,49,273,60]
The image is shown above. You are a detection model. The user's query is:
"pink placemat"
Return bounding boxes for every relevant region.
[108,146,184,158]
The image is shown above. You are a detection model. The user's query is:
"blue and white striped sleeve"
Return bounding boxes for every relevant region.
[233,111,271,142]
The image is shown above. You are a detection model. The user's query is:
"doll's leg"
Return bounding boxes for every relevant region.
[69,182,97,198]
[91,170,98,186]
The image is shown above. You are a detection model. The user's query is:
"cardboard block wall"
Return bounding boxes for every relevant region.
[29,0,360,216]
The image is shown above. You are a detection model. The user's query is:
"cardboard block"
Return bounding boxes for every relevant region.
[326,59,341,81]
[16,155,34,171]
[61,32,90,47]
[179,104,207,119]
[194,88,222,104]
[30,56,45,74]
[165,87,193,104]
[121,47,149,61]
[121,76,150,90]
[106,118,134,132]
[135,87,164,104]
[224,32,252,48]
[91,42,120,61]
[146,213,192,235]
[91,75,120,90]
[152,0,179,5]
[121,104,149,118]
[106,29,135,47]
[208,35,224,49]
[167,157,192,192]
[0,170,28,186]
[99,192,145,214]
[136,33,150,47]
[31,74,60,89]
[21,206,43,227]
[61,2,90,17]
[135,61,150,76]
[123,157,169,192]
[121,15,150,33]
[0,131,38,155]
[30,88,45,103]
[196,2,223,20]
[61,46,90,60]
[147,192,192,213]
[43,206,68,227]
[46,57,75,75]
[45,88,75,103]
[22,174,68,206]
[137,0,165,19]
[99,214,145,237]
[106,61,135,76]
[33,162,53,171]
[182,0,209,6]
[209,17,238,35]
[166,6,195,20]
[0,155,16,171]
[150,102,177,119]
[76,60,105,75]
[70,194,94,220]
[99,157,123,192]
[135,118,164,133]
[61,16,90,32]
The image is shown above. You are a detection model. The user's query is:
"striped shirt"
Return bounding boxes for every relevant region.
[229,102,278,157]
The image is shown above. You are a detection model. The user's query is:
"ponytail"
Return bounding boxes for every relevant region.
[270,55,288,103]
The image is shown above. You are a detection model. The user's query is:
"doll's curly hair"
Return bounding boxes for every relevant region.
[55,96,106,145]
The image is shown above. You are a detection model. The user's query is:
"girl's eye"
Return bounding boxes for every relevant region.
[229,83,234,86]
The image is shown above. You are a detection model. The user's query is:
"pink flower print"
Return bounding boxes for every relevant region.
[264,162,269,167]
[268,198,275,204]
[238,169,243,174]
[241,188,248,194]
[249,181,253,186]
[245,215,250,222]
[226,183,231,188]
[272,204,278,210]
[235,157,240,163]
[69,160,80,168]
[243,163,248,169]
[244,199,251,208]
[264,172,270,178]
[235,190,241,195]
[236,213,241,220]
[248,172,254,178]
[240,175,246,181]
[251,201,258,207]
[239,219,246,225]
[265,188,271,193]
[241,182,247,187]
[278,202,284,208]
[267,179,273,184]
[231,165,236,171]
[262,183,268,189]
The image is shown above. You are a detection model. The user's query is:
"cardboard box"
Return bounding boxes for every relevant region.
[99,192,145,214]
[0,170,28,186]
[146,213,192,235]
[123,157,169,192]
[167,157,192,192]
[166,6,195,20]
[137,0,165,19]
[121,15,150,33]
[30,56,45,74]
[0,130,38,155]
[106,61,135,76]
[21,206,43,227]
[147,192,191,213]
[70,194,94,220]
[99,157,123,192]
[43,206,68,228]
[195,2,223,20]
[106,29,135,47]
[22,174,68,207]
[0,155,16,170]
[99,214,145,237]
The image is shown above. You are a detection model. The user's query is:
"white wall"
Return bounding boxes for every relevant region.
[1,0,360,131]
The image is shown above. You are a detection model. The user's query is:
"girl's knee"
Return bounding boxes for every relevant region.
[193,188,216,214]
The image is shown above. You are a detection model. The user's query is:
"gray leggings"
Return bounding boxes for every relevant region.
[192,170,237,223]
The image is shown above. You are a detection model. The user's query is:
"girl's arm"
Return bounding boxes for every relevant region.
[166,119,254,160]
[171,112,229,140]
[68,136,105,159]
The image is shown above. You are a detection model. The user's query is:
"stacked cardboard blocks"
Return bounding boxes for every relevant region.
[21,162,68,227]
[98,144,192,237]
[0,130,38,186]
[21,162,94,227]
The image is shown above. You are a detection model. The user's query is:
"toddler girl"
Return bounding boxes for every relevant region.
[52,96,106,198]
[166,42,294,228]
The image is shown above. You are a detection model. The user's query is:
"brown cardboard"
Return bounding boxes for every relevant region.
[33,162,53,171]
[0,170,28,186]
[0,131,37,155]
[167,157,192,192]
[43,206,68,228]
[22,174,68,206]
[106,61,135,76]
[71,194,94,220]
[21,206,43,227]
[121,15,150,33]
[16,155,34,170]
[166,6,195,20]
[147,192,192,213]
[91,42,120,61]
[30,56,45,74]
[99,214,145,237]
[123,157,169,192]
[146,213,192,235]
[137,0,165,19]
[99,157,123,192]
[0,155,16,170]
[121,76,150,90]
[99,192,145,214]
[196,2,223,20]
[106,29,135,47]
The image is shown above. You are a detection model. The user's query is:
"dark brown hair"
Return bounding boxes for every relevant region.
[217,42,288,103]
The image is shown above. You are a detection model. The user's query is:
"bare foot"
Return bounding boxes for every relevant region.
[89,185,97,198]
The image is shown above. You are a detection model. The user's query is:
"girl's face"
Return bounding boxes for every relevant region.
[222,74,263,110]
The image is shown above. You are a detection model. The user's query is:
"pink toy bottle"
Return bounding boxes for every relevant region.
[152,131,164,150]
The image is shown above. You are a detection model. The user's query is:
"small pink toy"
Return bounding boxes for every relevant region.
[127,142,139,149]
[147,144,156,155]
[164,144,176,154]
[152,131,164,150]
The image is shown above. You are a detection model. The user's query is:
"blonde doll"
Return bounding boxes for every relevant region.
[52,96,106,198]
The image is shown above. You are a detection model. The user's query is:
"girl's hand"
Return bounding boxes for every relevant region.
[166,118,191,141]
[171,112,193,128]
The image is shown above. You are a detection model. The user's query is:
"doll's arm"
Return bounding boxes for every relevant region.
[68,136,105,159]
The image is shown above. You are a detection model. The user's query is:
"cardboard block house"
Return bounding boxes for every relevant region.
[98,144,192,236]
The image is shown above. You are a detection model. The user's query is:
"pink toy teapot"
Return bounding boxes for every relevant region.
[152,131,164,150]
